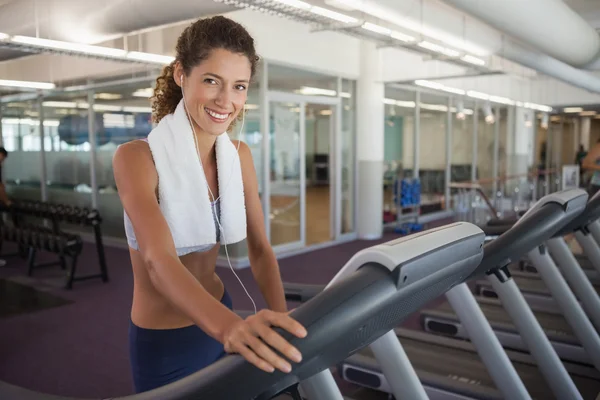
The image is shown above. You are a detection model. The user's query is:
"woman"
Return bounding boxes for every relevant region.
[113,16,306,393]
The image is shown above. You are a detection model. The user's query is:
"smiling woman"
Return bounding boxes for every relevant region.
[112,15,307,394]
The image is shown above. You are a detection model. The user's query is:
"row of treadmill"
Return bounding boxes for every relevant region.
[284,188,600,400]
[1,189,600,399]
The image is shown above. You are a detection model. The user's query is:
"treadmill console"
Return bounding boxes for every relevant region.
[328,222,485,288]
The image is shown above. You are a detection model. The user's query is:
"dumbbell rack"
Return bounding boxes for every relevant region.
[392,177,423,235]
[0,200,109,289]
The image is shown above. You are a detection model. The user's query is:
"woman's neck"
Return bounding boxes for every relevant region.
[194,129,218,164]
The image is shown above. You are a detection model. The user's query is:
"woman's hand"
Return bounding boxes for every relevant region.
[223,309,307,373]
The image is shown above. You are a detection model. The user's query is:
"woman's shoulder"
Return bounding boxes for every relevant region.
[113,139,156,176]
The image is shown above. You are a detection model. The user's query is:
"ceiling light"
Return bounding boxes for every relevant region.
[580,111,597,116]
[273,0,312,9]
[320,109,333,115]
[95,93,122,100]
[361,22,391,35]
[0,79,55,90]
[126,52,175,65]
[524,103,552,113]
[0,32,9,41]
[132,88,154,98]
[564,107,583,113]
[461,55,486,66]
[488,96,515,106]
[383,98,397,105]
[414,80,443,90]
[325,0,488,56]
[244,104,259,110]
[421,103,448,112]
[310,6,358,23]
[391,31,415,42]
[467,90,490,101]
[12,35,127,58]
[417,41,460,57]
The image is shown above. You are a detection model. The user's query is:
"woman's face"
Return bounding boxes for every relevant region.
[176,48,251,136]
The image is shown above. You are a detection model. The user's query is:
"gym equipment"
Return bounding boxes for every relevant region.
[0,221,486,400]
[421,295,596,367]
[287,189,591,399]
[0,200,108,289]
[342,328,600,400]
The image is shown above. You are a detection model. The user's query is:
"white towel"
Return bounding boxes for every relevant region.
[147,99,247,248]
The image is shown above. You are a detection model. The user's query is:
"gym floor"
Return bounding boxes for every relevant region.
[0,223,446,399]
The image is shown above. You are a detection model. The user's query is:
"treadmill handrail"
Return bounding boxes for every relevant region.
[0,223,485,400]
[474,201,585,279]
[514,188,587,228]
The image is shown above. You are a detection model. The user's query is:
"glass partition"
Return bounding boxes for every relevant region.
[382,86,415,224]
[418,92,448,215]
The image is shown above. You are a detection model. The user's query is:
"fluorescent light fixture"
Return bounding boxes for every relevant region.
[415,80,443,90]
[362,22,391,35]
[415,80,465,95]
[95,93,122,100]
[383,98,397,105]
[420,103,448,112]
[564,107,583,113]
[325,0,488,56]
[1,118,59,126]
[310,6,358,23]
[396,100,416,108]
[273,0,312,9]
[320,109,333,115]
[418,41,460,57]
[580,111,597,116]
[391,31,415,42]
[42,101,79,108]
[0,79,55,90]
[12,35,127,58]
[127,51,175,65]
[244,104,259,110]
[467,90,490,101]
[0,32,9,41]
[93,104,123,112]
[489,96,515,106]
[295,86,350,98]
[132,88,154,98]
[461,55,486,66]
[524,103,552,112]
[123,106,152,113]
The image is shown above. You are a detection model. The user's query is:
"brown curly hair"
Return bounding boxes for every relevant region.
[151,16,259,124]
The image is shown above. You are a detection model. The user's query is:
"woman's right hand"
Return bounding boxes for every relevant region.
[223,309,307,374]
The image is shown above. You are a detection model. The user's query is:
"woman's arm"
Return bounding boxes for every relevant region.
[237,141,288,313]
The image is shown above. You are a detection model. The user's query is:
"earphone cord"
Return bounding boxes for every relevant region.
[181,79,257,315]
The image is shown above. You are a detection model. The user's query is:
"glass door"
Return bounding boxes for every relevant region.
[265,91,341,251]
[268,99,305,250]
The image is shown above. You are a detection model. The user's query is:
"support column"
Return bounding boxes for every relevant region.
[88,90,99,209]
[38,97,48,201]
[356,40,384,240]
[581,117,591,150]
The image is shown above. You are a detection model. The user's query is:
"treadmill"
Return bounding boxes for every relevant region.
[421,295,595,367]
[0,222,487,400]
[288,189,594,399]
[474,270,599,312]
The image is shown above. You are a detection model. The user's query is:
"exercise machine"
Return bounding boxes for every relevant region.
[288,189,592,399]
[0,221,486,400]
